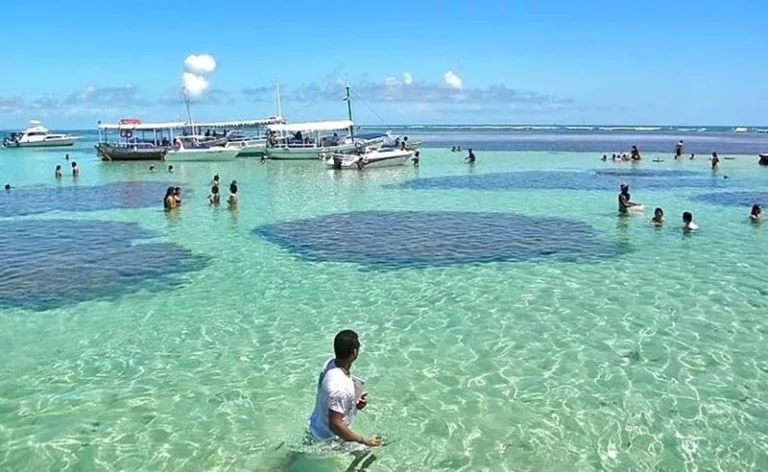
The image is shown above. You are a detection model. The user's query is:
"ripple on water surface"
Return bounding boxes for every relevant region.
[391,169,728,191]
[255,210,629,268]
[0,220,207,310]
[0,181,184,217]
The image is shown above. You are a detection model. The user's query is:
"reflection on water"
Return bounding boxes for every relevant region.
[255,211,629,268]
[0,219,207,309]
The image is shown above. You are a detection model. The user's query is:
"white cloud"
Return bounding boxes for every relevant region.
[184,54,217,75]
[385,76,400,87]
[403,72,413,85]
[443,70,463,89]
[182,72,210,98]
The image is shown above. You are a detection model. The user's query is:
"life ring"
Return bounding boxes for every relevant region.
[120,129,133,139]
[172,139,181,150]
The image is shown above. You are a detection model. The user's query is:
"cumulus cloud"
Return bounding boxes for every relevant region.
[184,54,217,75]
[403,72,413,85]
[242,86,272,102]
[64,84,147,106]
[0,95,24,113]
[443,70,462,90]
[181,53,216,99]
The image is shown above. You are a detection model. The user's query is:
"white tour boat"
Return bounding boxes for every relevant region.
[3,120,79,148]
[164,136,240,162]
[324,148,416,169]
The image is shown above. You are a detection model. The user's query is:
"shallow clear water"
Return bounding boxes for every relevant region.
[2,138,768,471]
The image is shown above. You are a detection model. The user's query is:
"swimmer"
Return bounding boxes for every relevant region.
[212,174,220,185]
[465,149,476,164]
[451,146,456,152]
[260,155,266,164]
[750,204,762,222]
[457,145,461,152]
[412,151,420,167]
[690,153,695,160]
[630,145,641,161]
[682,211,698,231]
[55,165,62,178]
[601,154,607,161]
[208,185,221,205]
[228,180,238,207]
[651,207,665,225]
[710,152,720,170]
[168,165,174,173]
[149,164,155,173]
[173,187,182,205]
[71,161,79,177]
[65,153,69,160]
[4,184,10,191]
[163,186,176,210]
[618,184,641,214]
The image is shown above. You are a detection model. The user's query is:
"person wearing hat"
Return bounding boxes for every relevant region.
[618,183,641,215]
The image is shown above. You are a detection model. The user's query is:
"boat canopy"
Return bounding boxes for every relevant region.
[194,117,285,128]
[268,120,353,134]
[98,121,186,131]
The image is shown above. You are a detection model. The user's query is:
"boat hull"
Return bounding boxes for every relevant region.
[265,137,386,160]
[164,148,240,162]
[4,137,77,148]
[96,144,167,161]
[325,149,414,169]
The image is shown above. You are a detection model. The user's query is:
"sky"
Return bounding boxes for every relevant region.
[1,0,766,128]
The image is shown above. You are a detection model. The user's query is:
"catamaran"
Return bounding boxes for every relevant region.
[264,86,387,160]
[3,120,79,148]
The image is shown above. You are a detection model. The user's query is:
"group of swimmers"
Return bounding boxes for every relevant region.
[618,183,762,230]
[52,154,79,179]
[162,173,239,211]
[603,141,722,170]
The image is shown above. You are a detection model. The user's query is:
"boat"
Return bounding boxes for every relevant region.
[324,148,415,169]
[2,120,78,148]
[164,136,239,162]
[96,119,183,161]
[264,86,387,160]
[759,153,768,166]
[193,118,284,157]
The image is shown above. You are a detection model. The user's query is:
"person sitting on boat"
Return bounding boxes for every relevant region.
[750,204,762,222]
[465,149,476,164]
[618,184,641,215]
[55,165,62,179]
[228,181,238,207]
[332,133,340,145]
[400,137,409,151]
[209,185,221,205]
[164,187,177,211]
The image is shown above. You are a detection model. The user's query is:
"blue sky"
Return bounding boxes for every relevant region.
[1,0,766,128]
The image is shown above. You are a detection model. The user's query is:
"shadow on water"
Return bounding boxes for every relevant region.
[0,181,186,217]
[388,169,730,192]
[0,219,208,310]
[692,191,768,207]
[254,211,630,269]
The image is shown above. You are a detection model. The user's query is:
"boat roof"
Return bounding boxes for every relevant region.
[98,121,186,130]
[194,117,285,128]
[268,120,353,133]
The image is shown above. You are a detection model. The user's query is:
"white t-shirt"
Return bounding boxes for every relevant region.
[309,358,357,440]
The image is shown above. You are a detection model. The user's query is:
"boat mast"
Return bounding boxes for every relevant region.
[345,84,354,139]
[275,80,283,120]
[183,87,195,135]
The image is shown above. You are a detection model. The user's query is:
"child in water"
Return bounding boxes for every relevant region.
[55,165,62,178]
[682,211,698,231]
[651,207,665,225]
[209,185,221,205]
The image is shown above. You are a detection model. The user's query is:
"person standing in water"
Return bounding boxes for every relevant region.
[308,330,380,447]
[674,140,684,159]
[227,181,238,207]
[618,184,641,214]
[750,204,762,222]
[682,211,698,231]
[55,165,62,178]
[651,207,665,225]
[630,145,641,161]
[208,185,221,205]
[71,162,79,177]
[710,152,720,170]
[465,149,476,164]
[163,187,177,210]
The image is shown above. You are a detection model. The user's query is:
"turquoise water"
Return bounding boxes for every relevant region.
[2,140,768,471]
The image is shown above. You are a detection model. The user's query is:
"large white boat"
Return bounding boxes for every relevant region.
[3,120,79,148]
[164,136,239,162]
[193,118,284,157]
[264,86,387,160]
[324,148,415,169]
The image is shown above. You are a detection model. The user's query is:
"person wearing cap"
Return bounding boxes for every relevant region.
[618,183,641,214]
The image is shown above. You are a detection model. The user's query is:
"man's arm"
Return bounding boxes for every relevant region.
[328,410,380,447]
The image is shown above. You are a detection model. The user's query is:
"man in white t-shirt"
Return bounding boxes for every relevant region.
[308,330,381,448]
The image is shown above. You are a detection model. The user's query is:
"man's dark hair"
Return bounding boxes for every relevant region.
[334,330,360,359]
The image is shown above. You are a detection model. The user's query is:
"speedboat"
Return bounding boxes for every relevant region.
[2,120,78,148]
[324,148,415,169]
[164,136,239,162]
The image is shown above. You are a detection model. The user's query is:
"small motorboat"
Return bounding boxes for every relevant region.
[164,137,239,162]
[324,148,415,170]
[2,120,79,148]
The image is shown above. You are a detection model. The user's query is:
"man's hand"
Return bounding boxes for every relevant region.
[360,436,382,447]
[356,393,368,410]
